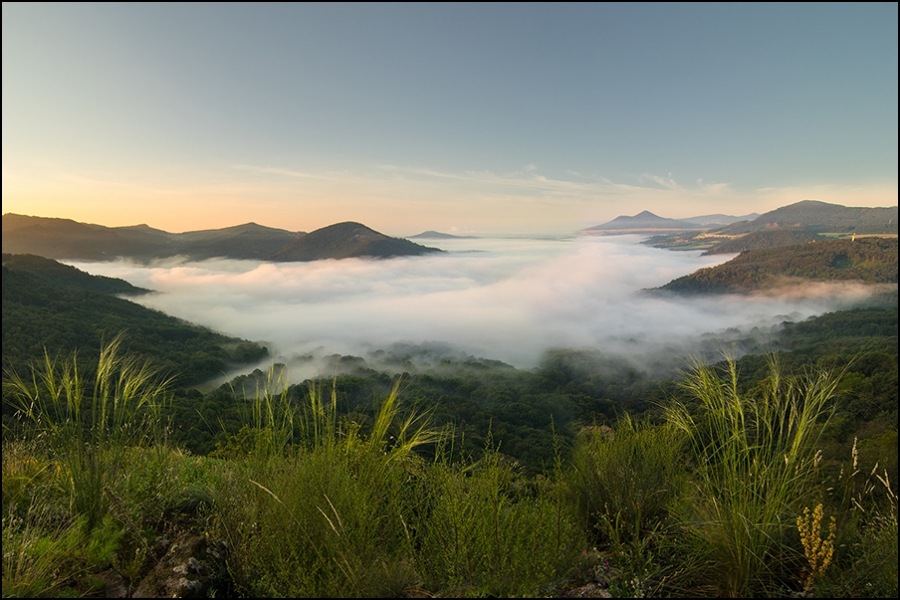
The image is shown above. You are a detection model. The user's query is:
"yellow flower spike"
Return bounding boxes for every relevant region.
[797,503,836,591]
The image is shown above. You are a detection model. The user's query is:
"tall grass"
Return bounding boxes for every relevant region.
[417,449,584,597]
[4,334,171,529]
[818,443,899,597]
[666,357,841,597]
[216,377,584,596]
[847,471,898,597]
[2,505,123,598]
[235,364,295,464]
[568,417,687,595]
[570,416,687,544]
[217,378,443,597]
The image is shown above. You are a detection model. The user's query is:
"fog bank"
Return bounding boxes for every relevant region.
[69,236,881,378]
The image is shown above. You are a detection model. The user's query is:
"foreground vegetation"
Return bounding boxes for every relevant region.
[3,334,896,597]
[2,252,896,596]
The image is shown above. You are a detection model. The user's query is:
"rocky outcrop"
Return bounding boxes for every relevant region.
[130,533,228,598]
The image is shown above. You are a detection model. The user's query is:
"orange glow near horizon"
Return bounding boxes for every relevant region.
[2,164,898,236]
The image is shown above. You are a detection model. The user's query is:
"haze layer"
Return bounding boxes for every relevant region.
[69,236,880,376]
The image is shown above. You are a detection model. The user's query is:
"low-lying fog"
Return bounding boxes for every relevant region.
[69,235,878,380]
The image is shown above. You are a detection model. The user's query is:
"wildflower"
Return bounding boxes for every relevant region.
[797,503,836,590]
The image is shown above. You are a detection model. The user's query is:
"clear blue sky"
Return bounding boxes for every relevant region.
[3,3,897,234]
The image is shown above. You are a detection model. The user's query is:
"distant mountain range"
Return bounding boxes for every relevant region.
[408,231,479,240]
[583,211,704,232]
[584,210,759,233]
[639,200,898,252]
[586,200,897,243]
[1,214,440,262]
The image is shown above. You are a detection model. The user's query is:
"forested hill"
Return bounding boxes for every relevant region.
[2,213,440,262]
[1,253,149,295]
[1,260,269,390]
[715,200,898,235]
[2,213,303,262]
[658,237,898,294]
[645,200,897,252]
[267,222,442,261]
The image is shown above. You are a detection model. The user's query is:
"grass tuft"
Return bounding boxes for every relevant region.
[666,356,841,597]
[4,334,171,529]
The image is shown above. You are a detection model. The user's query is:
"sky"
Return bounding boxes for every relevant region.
[3,3,898,235]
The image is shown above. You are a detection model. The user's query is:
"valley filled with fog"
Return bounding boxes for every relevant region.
[68,235,879,381]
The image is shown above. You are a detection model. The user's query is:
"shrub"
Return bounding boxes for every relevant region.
[416,449,584,597]
[569,415,687,545]
[666,357,840,597]
[4,334,171,529]
[216,379,441,597]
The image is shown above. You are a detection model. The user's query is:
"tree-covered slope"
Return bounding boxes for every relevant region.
[1,265,268,389]
[2,253,150,295]
[779,303,898,357]
[658,238,898,294]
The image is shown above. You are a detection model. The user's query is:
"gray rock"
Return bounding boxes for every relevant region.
[131,533,227,598]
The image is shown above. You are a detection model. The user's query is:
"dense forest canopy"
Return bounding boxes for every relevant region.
[701,230,824,255]
[2,253,149,295]
[1,258,268,391]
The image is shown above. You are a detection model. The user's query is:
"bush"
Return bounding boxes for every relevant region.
[216,379,440,597]
[569,416,686,544]
[666,357,840,597]
[4,334,171,529]
[417,449,584,596]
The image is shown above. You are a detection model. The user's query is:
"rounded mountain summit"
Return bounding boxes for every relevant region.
[267,222,442,261]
